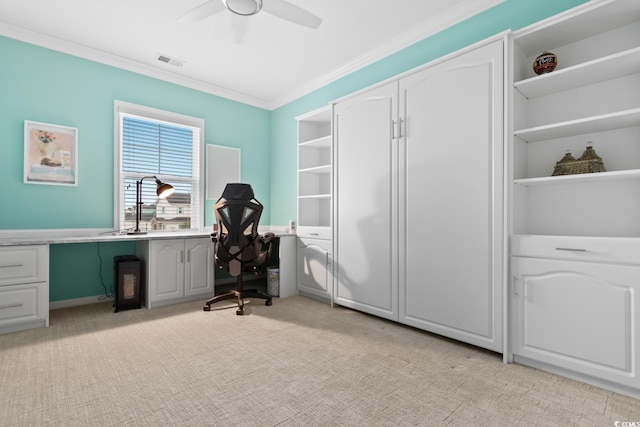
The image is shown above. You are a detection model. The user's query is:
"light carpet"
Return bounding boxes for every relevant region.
[0,296,638,426]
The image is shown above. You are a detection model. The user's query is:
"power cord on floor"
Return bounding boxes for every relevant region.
[96,242,113,300]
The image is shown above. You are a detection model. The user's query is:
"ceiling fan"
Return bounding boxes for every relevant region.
[179,0,323,29]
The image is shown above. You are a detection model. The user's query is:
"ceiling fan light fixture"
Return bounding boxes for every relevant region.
[223,0,262,16]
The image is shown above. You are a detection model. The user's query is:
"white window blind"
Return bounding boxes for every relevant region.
[115,101,203,233]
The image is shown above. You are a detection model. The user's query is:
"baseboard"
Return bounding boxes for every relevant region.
[50,295,114,310]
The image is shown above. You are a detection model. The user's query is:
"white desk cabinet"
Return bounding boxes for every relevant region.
[511,237,640,394]
[137,237,214,308]
[297,237,332,301]
[0,245,49,334]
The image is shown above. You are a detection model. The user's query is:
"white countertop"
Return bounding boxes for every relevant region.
[0,226,294,246]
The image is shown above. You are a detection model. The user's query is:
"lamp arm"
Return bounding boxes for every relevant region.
[135,179,142,233]
[129,175,173,235]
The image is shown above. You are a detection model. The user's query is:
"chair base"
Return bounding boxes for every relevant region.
[203,288,272,315]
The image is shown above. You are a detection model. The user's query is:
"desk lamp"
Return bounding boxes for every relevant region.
[128,176,175,235]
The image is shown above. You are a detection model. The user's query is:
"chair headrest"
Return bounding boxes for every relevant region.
[221,183,254,201]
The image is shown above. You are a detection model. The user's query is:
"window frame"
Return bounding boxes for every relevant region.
[114,100,205,232]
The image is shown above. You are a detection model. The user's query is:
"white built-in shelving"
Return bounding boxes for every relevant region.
[296,106,332,239]
[510,0,640,397]
[512,0,640,238]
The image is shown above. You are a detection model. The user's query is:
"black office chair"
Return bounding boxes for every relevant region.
[203,183,274,315]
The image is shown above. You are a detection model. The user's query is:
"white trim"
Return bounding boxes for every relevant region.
[332,30,512,106]
[271,0,505,108]
[0,228,116,239]
[113,100,205,233]
[50,295,114,310]
[512,0,615,40]
[0,21,271,110]
[0,0,503,111]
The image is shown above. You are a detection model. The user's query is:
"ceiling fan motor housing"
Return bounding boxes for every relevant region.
[223,0,263,16]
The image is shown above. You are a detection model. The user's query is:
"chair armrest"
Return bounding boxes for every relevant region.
[260,232,275,244]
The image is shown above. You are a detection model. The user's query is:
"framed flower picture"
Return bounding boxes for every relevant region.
[24,120,78,186]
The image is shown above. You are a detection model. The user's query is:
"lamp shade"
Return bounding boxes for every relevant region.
[156,181,174,198]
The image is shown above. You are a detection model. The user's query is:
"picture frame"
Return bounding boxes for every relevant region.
[24,120,78,186]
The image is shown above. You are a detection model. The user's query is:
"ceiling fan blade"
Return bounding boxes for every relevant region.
[231,15,249,43]
[178,0,226,24]
[262,0,322,29]
[210,12,232,40]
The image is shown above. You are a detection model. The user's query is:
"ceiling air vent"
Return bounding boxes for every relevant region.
[155,53,185,67]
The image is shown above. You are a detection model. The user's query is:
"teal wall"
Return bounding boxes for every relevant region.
[1,0,587,302]
[0,37,272,230]
[1,36,271,301]
[269,0,589,225]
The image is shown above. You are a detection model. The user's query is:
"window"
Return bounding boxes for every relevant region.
[114,101,204,233]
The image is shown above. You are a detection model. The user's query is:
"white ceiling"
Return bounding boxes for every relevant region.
[0,0,503,109]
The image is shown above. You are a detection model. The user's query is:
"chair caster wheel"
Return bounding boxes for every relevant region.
[266,300,272,306]
[203,305,211,311]
[236,309,244,315]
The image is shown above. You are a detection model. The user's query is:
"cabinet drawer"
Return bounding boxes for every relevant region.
[512,235,640,265]
[296,227,331,240]
[0,282,48,327]
[0,245,49,286]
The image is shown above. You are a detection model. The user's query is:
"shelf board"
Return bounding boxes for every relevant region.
[514,108,640,142]
[514,47,640,98]
[299,135,331,148]
[514,169,640,186]
[298,164,331,174]
[298,194,331,200]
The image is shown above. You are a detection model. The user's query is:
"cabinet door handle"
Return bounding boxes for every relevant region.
[0,303,24,310]
[309,233,319,236]
[187,249,191,263]
[0,264,23,269]
[180,251,184,263]
[555,247,587,252]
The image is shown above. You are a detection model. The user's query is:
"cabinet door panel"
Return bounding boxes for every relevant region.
[334,81,399,320]
[297,238,331,299]
[399,40,504,352]
[513,257,640,389]
[151,240,184,301]
[184,238,214,296]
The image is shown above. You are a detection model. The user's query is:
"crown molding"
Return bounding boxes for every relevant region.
[0,21,272,109]
[269,0,505,109]
[1,0,504,111]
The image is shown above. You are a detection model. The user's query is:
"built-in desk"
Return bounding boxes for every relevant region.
[0,228,296,334]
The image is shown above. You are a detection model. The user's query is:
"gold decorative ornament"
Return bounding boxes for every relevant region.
[551,142,606,176]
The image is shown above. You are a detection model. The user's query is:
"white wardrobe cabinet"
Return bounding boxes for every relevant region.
[398,39,504,352]
[334,37,505,352]
[334,81,399,321]
[137,237,214,308]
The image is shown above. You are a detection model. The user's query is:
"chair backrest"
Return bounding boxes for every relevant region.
[213,183,264,276]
